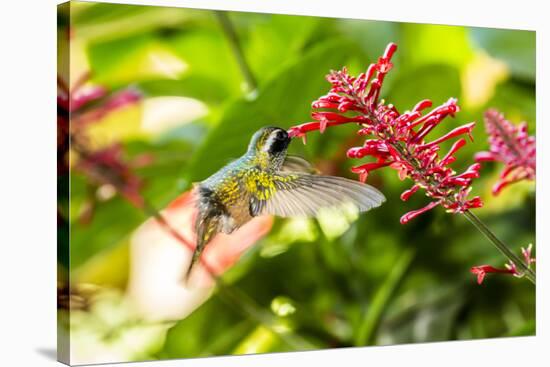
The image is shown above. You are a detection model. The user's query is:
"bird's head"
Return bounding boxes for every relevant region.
[248,126,291,159]
[247,127,291,169]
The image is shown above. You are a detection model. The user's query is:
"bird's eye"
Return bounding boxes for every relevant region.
[274,130,288,141]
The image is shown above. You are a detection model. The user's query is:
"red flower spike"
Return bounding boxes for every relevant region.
[400,201,440,224]
[417,122,475,151]
[475,109,536,195]
[351,161,393,177]
[383,42,398,60]
[319,119,327,133]
[364,64,377,85]
[288,42,483,223]
[413,99,433,113]
[400,184,420,201]
[441,138,467,166]
[409,119,439,144]
[347,140,390,159]
[473,151,493,162]
[312,101,339,109]
[409,98,459,129]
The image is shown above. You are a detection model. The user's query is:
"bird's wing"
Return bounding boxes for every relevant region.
[281,155,319,174]
[249,172,386,218]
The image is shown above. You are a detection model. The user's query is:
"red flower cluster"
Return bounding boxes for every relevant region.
[57,72,148,210]
[471,244,535,284]
[288,43,483,224]
[475,109,536,195]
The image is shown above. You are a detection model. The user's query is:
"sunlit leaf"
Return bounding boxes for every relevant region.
[141,96,208,134]
[87,35,187,86]
[72,2,196,43]
[400,23,474,71]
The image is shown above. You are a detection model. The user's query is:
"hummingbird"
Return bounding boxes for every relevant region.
[184,126,386,281]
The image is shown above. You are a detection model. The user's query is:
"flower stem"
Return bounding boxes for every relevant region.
[463,210,535,285]
[214,10,258,93]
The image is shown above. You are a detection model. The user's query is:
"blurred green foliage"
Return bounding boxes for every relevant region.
[60,1,535,361]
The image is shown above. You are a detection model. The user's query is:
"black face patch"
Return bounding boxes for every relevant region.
[267,129,290,154]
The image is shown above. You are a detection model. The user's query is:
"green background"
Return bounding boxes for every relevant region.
[58,1,535,361]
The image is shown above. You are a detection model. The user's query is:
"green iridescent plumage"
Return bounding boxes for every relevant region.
[184,127,386,281]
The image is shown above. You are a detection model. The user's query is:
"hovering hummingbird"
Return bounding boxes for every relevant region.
[184,126,386,281]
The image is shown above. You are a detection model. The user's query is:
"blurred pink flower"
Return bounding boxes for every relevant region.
[475,109,536,195]
[58,72,141,126]
[75,144,152,208]
[128,190,273,321]
[57,72,148,215]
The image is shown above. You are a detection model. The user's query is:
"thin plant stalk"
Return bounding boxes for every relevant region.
[214,10,258,93]
[463,210,535,284]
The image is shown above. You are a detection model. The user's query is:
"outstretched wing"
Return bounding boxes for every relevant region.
[281,155,319,174]
[249,172,385,218]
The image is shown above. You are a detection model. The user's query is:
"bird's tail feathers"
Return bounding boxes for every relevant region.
[183,215,219,284]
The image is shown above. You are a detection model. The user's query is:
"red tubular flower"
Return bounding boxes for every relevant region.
[470,265,515,285]
[288,42,483,223]
[475,109,536,195]
[471,244,535,284]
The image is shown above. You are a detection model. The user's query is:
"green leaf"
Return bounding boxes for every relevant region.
[69,175,145,269]
[87,34,187,87]
[72,2,196,43]
[165,28,244,98]
[136,76,231,105]
[487,80,536,129]
[470,28,535,82]
[336,19,401,61]
[376,283,467,344]
[386,64,462,113]
[232,326,279,355]
[160,297,252,358]
[72,241,130,289]
[241,13,321,84]
[354,248,415,346]
[506,318,535,337]
[185,40,354,182]
[86,22,243,103]
[400,23,474,71]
